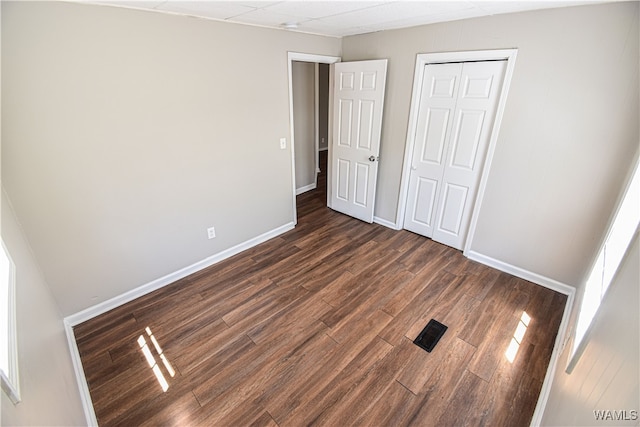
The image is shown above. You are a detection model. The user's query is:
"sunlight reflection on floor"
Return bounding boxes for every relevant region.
[137,327,175,392]
[505,311,531,363]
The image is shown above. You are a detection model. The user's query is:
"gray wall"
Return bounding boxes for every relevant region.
[292,61,316,192]
[541,233,639,426]
[1,191,85,426]
[342,2,639,287]
[2,1,341,316]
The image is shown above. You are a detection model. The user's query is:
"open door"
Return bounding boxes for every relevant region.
[328,59,387,223]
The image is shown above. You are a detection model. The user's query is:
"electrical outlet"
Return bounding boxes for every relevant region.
[207,227,216,239]
[280,138,287,149]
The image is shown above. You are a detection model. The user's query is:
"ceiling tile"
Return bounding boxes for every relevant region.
[319,1,475,28]
[80,0,607,38]
[87,0,167,9]
[236,1,283,9]
[265,1,385,19]
[295,18,361,36]
[469,0,593,14]
[155,1,256,19]
[367,6,490,31]
[227,7,301,26]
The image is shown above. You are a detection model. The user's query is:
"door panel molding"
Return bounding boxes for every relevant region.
[397,49,518,252]
[329,59,388,223]
[404,60,507,249]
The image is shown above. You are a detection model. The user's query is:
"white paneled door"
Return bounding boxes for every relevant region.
[404,60,506,249]
[329,60,387,223]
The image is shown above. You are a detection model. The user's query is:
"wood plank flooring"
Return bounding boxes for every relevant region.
[75,151,566,426]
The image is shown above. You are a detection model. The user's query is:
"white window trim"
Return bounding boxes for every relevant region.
[566,157,640,373]
[1,240,21,404]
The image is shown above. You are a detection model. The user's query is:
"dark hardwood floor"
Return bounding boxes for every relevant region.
[75,150,566,426]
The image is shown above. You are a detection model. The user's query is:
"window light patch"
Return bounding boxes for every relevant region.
[505,311,531,363]
[137,327,175,392]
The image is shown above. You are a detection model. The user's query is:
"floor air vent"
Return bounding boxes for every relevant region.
[413,319,447,353]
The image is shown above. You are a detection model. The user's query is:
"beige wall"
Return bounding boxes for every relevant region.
[6,1,637,315]
[342,2,639,286]
[2,1,638,423]
[541,233,639,426]
[292,61,316,191]
[1,191,85,426]
[2,1,340,316]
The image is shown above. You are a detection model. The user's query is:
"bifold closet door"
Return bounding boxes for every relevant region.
[404,60,506,250]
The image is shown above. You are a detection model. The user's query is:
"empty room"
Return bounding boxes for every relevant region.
[1,1,638,426]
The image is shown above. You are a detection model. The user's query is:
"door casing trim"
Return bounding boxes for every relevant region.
[287,52,341,225]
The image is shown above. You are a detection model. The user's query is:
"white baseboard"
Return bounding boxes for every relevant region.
[64,221,295,426]
[295,183,316,195]
[64,224,574,427]
[65,222,295,327]
[64,320,98,426]
[464,249,576,427]
[464,250,575,296]
[529,289,575,426]
[373,216,400,230]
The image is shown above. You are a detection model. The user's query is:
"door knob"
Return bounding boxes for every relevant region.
[411,165,417,170]
[369,155,377,162]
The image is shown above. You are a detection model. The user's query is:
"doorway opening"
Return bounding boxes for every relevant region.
[287,52,340,225]
[291,61,330,196]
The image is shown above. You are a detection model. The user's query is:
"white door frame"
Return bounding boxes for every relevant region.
[396,49,518,254]
[287,52,341,225]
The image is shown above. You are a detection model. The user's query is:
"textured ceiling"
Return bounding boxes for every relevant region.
[82,0,607,37]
